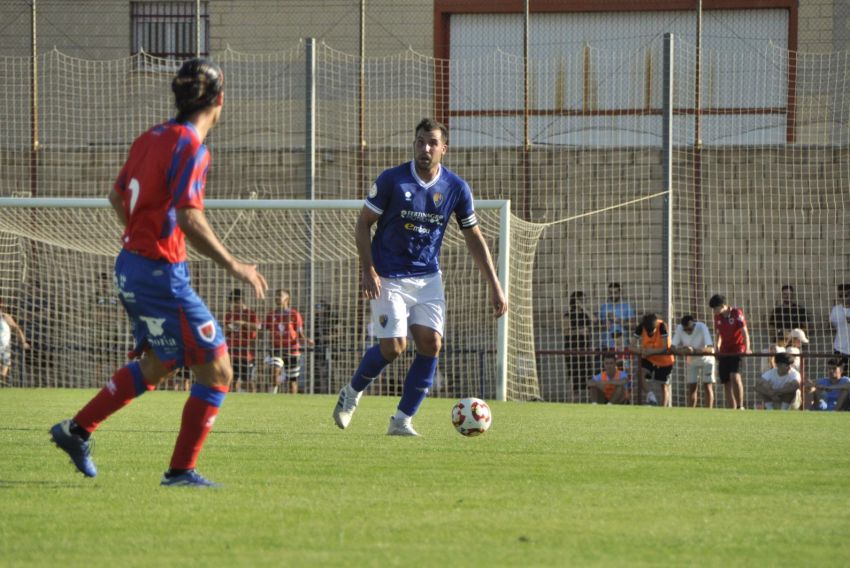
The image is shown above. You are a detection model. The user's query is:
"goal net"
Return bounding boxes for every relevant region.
[0,198,543,401]
[3,28,850,407]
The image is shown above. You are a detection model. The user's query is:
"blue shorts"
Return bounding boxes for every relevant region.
[115,249,227,370]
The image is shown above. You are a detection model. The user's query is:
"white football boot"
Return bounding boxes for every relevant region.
[386,416,420,437]
[332,384,362,429]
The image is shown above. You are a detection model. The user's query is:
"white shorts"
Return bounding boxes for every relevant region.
[370,272,445,339]
[686,358,716,384]
[0,347,10,368]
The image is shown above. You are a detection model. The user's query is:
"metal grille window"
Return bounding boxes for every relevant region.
[131,2,209,59]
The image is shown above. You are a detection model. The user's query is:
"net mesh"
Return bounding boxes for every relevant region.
[1,33,850,405]
[0,201,543,401]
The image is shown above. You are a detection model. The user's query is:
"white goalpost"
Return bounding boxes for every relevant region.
[0,197,532,401]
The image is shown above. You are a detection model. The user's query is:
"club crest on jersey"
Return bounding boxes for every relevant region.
[432,192,444,207]
[197,320,217,343]
[379,315,388,328]
[140,316,166,336]
[368,183,378,198]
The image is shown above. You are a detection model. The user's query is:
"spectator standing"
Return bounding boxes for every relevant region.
[710,294,751,410]
[588,352,630,405]
[631,313,675,407]
[671,315,716,408]
[812,360,850,411]
[0,302,30,385]
[599,282,636,351]
[829,284,850,371]
[564,290,594,400]
[224,289,260,393]
[264,289,314,394]
[756,352,801,410]
[313,300,340,394]
[768,284,809,337]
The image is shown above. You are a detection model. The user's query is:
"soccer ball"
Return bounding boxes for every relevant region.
[451,397,492,437]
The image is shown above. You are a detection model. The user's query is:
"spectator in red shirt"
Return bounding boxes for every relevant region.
[264,289,314,394]
[709,294,751,409]
[224,289,260,393]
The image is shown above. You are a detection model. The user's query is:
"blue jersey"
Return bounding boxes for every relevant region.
[365,162,477,278]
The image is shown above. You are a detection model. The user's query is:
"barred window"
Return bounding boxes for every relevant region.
[131,1,209,59]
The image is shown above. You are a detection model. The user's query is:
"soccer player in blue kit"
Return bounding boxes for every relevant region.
[50,58,267,486]
[333,118,508,436]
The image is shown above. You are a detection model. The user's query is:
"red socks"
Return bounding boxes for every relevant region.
[169,383,228,471]
[73,364,226,472]
[74,362,153,433]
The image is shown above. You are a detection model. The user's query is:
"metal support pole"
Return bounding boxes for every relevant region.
[195,0,201,57]
[306,38,317,393]
[30,0,39,196]
[523,0,530,150]
[694,0,702,148]
[662,34,675,329]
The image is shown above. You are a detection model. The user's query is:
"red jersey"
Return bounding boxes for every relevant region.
[714,307,748,354]
[224,307,259,361]
[113,120,208,263]
[265,308,304,355]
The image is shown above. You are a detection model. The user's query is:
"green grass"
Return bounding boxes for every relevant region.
[1,389,848,567]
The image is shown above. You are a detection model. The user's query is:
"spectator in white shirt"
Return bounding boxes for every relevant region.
[671,315,716,408]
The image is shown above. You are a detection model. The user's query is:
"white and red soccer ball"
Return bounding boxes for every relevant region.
[451,397,492,437]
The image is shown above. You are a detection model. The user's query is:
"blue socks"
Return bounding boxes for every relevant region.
[351,347,439,418]
[397,354,438,417]
[350,345,390,392]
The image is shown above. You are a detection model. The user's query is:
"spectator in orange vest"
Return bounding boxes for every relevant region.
[587,351,631,405]
[631,312,675,407]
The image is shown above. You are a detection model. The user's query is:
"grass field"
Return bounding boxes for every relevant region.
[1,389,848,567]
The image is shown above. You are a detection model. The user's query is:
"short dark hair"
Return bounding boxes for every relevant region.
[172,58,224,122]
[602,352,617,361]
[415,118,448,144]
[228,288,242,302]
[839,283,850,293]
[828,358,844,370]
[781,284,794,292]
[773,352,793,366]
[640,312,659,331]
[568,291,584,308]
[680,315,695,327]
[608,282,621,290]
[708,294,726,308]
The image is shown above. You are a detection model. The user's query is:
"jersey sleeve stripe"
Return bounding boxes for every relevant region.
[459,213,478,228]
[364,200,383,215]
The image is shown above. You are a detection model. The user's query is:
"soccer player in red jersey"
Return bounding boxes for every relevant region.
[264,289,313,394]
[224,288,260,393]
[709,294,751,410]
[50,58,267,487]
